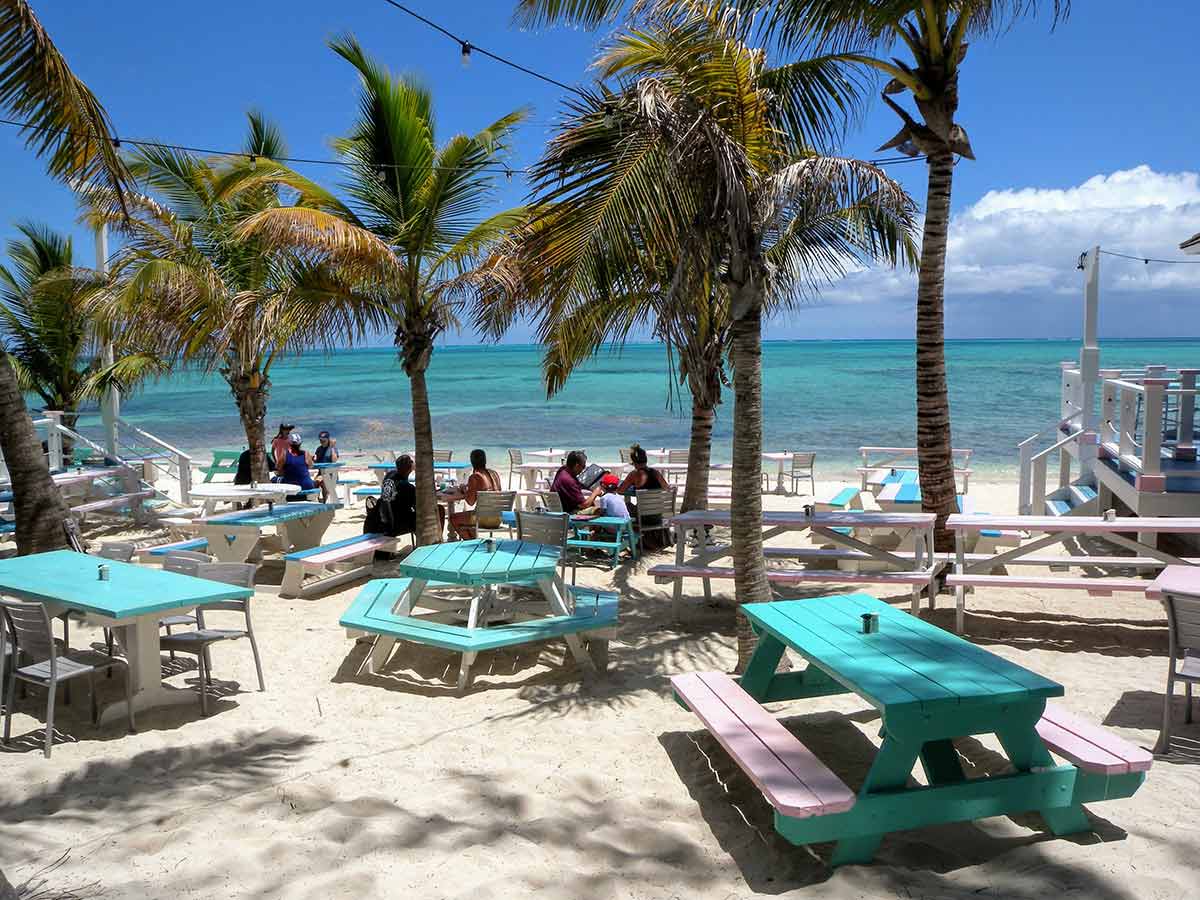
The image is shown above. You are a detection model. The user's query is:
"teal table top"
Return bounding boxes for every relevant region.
[0,549,252,618]
[202,501,340,527]
[312,462,343,469]
[572,516,631,528]
[744,594,1062,713]
[400,539,561,586]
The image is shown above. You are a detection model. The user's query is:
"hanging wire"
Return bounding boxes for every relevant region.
[379,0,582,94]
[1098,249,1200,266]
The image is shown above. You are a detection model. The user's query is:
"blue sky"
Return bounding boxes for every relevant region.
[4,0,1200,342]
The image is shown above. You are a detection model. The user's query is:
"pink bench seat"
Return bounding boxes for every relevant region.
[1037,703,1153,775]
[672,671,855,819]
[650,564,933,586]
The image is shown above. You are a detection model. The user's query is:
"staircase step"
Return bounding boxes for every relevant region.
[1045,498,1072,517]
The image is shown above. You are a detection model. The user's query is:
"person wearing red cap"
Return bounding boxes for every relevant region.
[592,472,629,520]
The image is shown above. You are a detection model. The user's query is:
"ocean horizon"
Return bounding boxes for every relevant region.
[64,337,1200,479]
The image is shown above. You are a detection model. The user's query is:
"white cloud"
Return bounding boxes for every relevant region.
[822,165,1200,307]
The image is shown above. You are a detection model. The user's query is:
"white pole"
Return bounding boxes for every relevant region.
[1078,246,1102,483]
[95,223,120,457]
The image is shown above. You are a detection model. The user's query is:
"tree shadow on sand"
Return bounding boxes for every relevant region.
[658,710,1137,897]
[0,729,318,861]
[922,606,1167,657]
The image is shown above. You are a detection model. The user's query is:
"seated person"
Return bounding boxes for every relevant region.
[576,473,630,533]
[617,443,670,493]
[277,432,317,500]
[551,450,602,514]
[444,449,504,541]
[271,422,295,472]
[365,454,416,537]
[314,430,339,502]
[233,447,274,485]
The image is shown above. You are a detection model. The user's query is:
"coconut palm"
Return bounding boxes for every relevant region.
[0,222,165,440]
[86,113,388,483]
[0,0,134,553]
[511,4,915,667]
[236,36,527,544]
[747,0,1069,548]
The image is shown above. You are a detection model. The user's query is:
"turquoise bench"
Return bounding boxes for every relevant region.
[340,577,618,691]
[144,537,209,558]
[0,518,14,536]
[280,532,399,598]
[568,516,636,568]
[353,486,381,498]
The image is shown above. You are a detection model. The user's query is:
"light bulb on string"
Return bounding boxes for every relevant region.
[461,42,472,67]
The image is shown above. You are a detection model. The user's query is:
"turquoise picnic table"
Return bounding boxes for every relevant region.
[351,538,604,691]
[0,550,251,724]
[367,460,466,484]
[673,594,1150,866]
[191,501,342,563]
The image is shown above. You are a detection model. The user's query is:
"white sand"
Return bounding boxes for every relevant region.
[3,476,1198,899]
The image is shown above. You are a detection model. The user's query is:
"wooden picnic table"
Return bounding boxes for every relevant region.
[0,550,251,724]
[370,538,593,689]
[191,501,341,563]
[701,593,1148,865]
[665,509,937,618]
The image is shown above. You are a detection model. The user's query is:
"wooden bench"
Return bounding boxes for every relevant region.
[1036,703,1153,775]
[648,563,939,613]
[814,487,861,513]
[671,671,856,819]
[339,578,618,691]
[280,533,399,598]
[198,450,240,483]
[70,490,155,517]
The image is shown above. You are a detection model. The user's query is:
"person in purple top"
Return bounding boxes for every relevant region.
[550,450,602,513]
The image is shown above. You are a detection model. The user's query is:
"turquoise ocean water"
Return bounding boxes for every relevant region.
[81,339,1200,478]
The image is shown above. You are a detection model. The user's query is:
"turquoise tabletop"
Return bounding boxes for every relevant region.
[312,462,344,470]
[400,539,561,586]
[203,501,341,526]
[743,593,1062,713]
[0,550,252,618]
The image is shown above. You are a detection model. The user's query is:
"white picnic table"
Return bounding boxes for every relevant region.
[187,482,300,516]
[190,502,342,563]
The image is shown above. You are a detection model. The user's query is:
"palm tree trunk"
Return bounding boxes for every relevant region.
[681,395,715,513]
[728,300,772,672]
[230,372,271,482]
[0,354,71,554]
[409,364,441,545]
[915,148,959,552]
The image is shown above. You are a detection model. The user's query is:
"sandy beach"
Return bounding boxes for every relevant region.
[3,475,1198,900]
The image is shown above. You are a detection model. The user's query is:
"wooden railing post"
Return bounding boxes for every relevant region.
[1140,379,1167,487]
[1032,455,1048,515]
[1017,439,1036,515]
[1098,369,1122,446]
[1118,385,1136,465]
[1176,369,1198,461]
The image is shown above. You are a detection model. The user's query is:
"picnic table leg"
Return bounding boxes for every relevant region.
[829,733,922,866]
[737,632,786,700]
[954,529,967,634]
[671,524,685,621]
[995,721,1091,836]
[537,576,596,677]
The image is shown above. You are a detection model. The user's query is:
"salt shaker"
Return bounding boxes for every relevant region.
[98,564,110,582]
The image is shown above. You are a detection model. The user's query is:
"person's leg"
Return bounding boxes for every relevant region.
[449,511,476,540]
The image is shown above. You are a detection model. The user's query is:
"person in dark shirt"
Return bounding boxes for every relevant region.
[234,448,273,485]
[550,450,602,513]
[366,454,416,537]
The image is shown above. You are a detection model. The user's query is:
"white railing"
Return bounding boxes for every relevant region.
[113,418,193,504]
[1016,410,1084,514]
[1023,430,1081,515]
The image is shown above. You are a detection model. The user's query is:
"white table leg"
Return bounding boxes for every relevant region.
[282,510,335,551]
[776,457,787,495]
[197,525,260,563]
[98,612,201,726]
[537,576,595,674]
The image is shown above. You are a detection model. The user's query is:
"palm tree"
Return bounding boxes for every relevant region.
[0,0,133,553]
[0,222,164,443]
[750,0,1069,549]
[86,113,388,483]
[511,4,915,667]
[238,36,527,544]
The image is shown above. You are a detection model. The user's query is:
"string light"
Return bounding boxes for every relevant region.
[460,41,471,68]
[1097,249,1200,266]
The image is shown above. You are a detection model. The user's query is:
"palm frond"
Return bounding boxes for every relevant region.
[0,0,131,210]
